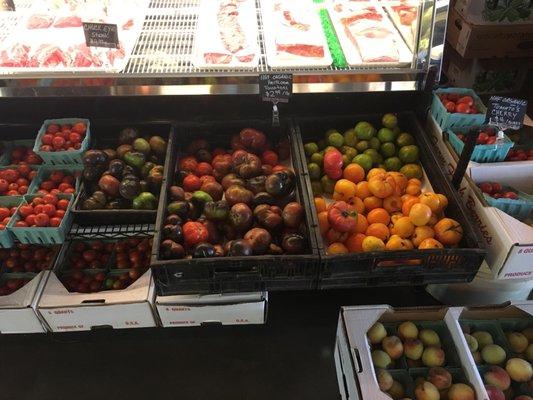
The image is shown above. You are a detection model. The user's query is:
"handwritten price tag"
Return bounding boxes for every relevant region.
[259,73,292,103]
[486,96,528,130]
[83,22,119,49]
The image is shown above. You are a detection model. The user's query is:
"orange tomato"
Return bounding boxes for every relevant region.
[355,214,368,234]
[409,203,432,226]
[406,183,421,196]
[437,194,448,210]
[347,196,365,214]
[386,235,411,251]
[418,238,444,249]
[367,208,391,225]
[390,216,415,239]
[408,178,422,186]
[314,197,327,213]
[412,226,435,247]
[419,192,441,213]
[368,176,395,199]
[362,236,386,252]
[434,218,463,245]
[367,168,386,181]
[402,197,420,216]
[387,172,408,195]
[355,181,372,199]
[383,195,402,213]
[343,164,365,184]
[401,194,417,203]
[390,212,403,225]
[333,179,357,202]
[318,211,330,235]
[364,196,383,211]
[427,213,439,227]
[327,242,349,254]
[365,223,390,241]
[345,232,366,252]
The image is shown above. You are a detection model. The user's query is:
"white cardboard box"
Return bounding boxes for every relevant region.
[426,115,533,280]
[0,271,50,334]
[155,292,267,327]
[38,268,156,332]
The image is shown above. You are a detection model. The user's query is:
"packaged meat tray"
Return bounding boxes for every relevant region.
[193,0,260,69]
[0,0,149,74]
[261,0,333,69]
[380,0,419,51]
[327,0,412,67]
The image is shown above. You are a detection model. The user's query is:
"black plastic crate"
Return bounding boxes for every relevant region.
[293,113,486,289]
[71,121,175,226]
[151,119,320,296]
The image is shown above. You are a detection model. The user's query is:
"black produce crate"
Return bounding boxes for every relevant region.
[293,113,486,289]
[71,121,175,226]
[151,119,320,296]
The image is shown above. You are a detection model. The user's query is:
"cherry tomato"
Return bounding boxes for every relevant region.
[457,96,474,107]
[444,101,456,113]
[455,102,470,114]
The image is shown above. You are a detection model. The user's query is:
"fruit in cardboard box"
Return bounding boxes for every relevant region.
[464,334,479,353]
[368,322,387,344]
[382,336,404,360]
[484,385,505,400]
[372,349,392,369]
[404,339,424,360]
[427,367,451,390]
[447,383,475,400]
[484,366,511,391]
[506,332,529,353]
[422,346,445,367]
[419,329,441,348]
[398,321,419,340]
[376,368,393,391]
[414,381,440,400]
[505,358,532,382]
[473,331,494,349]
[482,344,507,365]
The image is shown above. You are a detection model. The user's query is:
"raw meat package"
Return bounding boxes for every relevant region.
[261,0,332,68]
[328,0,412,66]
[193,0,260,68]
[380,0,419,50]
[0,0,148,73]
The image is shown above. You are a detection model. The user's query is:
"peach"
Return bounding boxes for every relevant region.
[482,344,507,365]
[404,338,424,360]
[506,331,529,353]
[505,358,533,382]
[387,380,405,400]
[526,343,533,362]
[483,366,511,391]
[398,321,418,340]
[419,329,441,348]
[383,335,404,360]
[472,331,494,349]
[372,350,392,369]
[368,322,387,344]
[422,346,445,367]
[428,367,452,390]
[447,383,475,400]
[484,385,505,400]
[414,381,440,400]
[464,334,478,353]
[376,368,393,391]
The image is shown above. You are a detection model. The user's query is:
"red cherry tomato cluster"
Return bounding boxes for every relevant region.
[35,170,78,195]
[15,194,70,228]
[438,93,479,114]
[62,270,107,293]
[478,182,519,200]
[113,238,151,270]
[0,164,37,196]
[0,244,57,276]
[68,241,114,270]
[39,122,87,152]
[506,149,533,162]
[9,145,42,165]
[456,128,498,145]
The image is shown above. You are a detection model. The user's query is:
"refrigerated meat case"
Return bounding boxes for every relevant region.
[0,0,480,296]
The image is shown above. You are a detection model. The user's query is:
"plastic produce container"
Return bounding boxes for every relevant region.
[7,194,74,245]
[482,186,533,220]
[294,113,486,289]
[27,165,82,195]
[447,128,514,162]
[431,88,486,130]
[33,118,91,166]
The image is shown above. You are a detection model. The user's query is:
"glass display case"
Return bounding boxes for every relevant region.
[0,0,449,96]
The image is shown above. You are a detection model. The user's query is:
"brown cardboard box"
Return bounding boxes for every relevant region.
[447,7,533,58]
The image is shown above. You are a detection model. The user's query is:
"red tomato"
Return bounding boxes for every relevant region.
[182,221,209,247]
[41,134,54,145]
[7,183,18,191]
[25,214,36,226]
[455,102,470,114]
[43,204,56,217]
[69,132,81,143]
[52,136,65,150]
[323,149,343,180]
[327,201,357,233]
[72,122,86,134]
[457,96,474,107]
[18,205,33,218]
[26,154,42,165]
[60,124,71,132]
[15,221,28,228]
[2,169,19,183]
[447,93,460,102]
[9,207,17,215]
[0,208,9,220]
[6,190,18,196]
[477,132,489,144]
[40,180,55,191]
[49,171,64,183]
[17,164,31,178]
[0,179,7,193]
[63,188,75,194]
[17,186,28,195]
[444,101,456,113]
[33,204,44,214]
[50,217,62,227]
[46,124,59,134]
[32,197,44,206]
[36,189,49,195]
[16,178,28,187]
[58,183,71,192]
[43,194,58,205]
[57,199,69,210]
[28,170,38,180]
[50,189,60,195]
[34,213,49,227]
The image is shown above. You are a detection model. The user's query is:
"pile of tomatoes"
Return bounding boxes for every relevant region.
[39,122,87,152]
[438,93,480,115]
[15,194,70,228]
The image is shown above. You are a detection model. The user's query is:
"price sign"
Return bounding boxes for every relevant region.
[486,96,528,130]
[83,22,119,49]
[0,0,15,11]
[259,73,292,103]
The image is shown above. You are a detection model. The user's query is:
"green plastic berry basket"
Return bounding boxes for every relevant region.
[27,165,82,195]
[33,118,90,166]
[447,128,514,163]
[7,194,74,245]
[1,139,42,166]
[0,196,23,248]
[482,186,533,220]
[431,88,487,130]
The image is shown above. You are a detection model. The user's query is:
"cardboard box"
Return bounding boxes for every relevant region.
[444,45,531,94]
[335,305,488,400]
[426,115,533,280]
[155,292,268,327]
[455,0,533,25]
[38,268,156,332]
[447,7,533,58]
[0,271,50,334]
